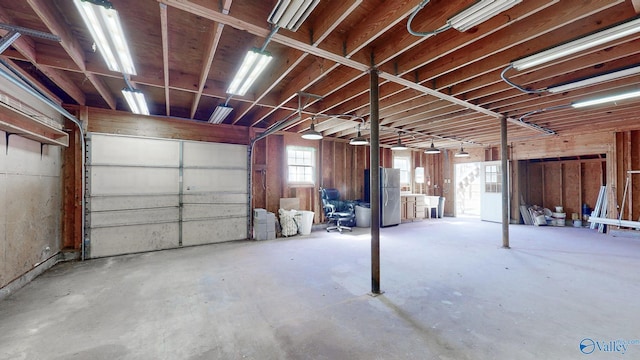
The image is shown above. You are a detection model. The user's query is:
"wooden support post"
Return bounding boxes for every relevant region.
[370,68,382,295]
[501,116,510,249]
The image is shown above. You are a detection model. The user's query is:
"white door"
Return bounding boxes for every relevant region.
[480,161,504,223]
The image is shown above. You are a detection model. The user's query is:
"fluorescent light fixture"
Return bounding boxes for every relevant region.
[424,139,441,154]
[121,88,150,115]
[209,105,233,124]
[448,0,522,32]
[73,0,136,75]
[548,65,640,93]
[301,122,323,140]
[512,17,640,71]
[454,144,470,158]
[268,0,320,31]
[227,48,273,96]
[391,133,408,150]
[571,89,640,108]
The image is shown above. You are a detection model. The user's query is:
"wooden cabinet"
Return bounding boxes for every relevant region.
[401,194,426,222]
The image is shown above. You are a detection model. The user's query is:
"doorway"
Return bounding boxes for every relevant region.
[455,163,481,217]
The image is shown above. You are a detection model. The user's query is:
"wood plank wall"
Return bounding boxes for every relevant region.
[615,131,640,222]
[523,159,605,218]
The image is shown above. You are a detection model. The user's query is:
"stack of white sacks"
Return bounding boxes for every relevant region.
[253,208,276,240]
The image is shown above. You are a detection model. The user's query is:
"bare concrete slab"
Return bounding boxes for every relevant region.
[1,218,639,359]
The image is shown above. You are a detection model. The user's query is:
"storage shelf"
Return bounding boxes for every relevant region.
[0,101,69,147]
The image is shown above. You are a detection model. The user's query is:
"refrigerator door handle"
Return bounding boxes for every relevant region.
[384,188,388,206]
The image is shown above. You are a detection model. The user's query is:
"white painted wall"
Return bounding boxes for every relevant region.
[0,74,64,289]
[0,133,63,289]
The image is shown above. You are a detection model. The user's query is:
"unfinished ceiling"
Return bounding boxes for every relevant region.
[1,0,639,150]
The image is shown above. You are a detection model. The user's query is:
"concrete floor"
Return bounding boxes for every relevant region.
[1,218,639,359]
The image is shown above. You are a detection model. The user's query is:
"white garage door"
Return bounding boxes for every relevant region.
[86,133,247,258]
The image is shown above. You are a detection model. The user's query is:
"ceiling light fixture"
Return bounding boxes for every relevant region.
[209,104,233,124]
[424,139,441,154]
[547,64,640,93]
[349,124,369,146]
[448,0,522,32]
[512,17,640,71]
[454,143,470,158]
[268,0,320,31]
[301,118,323,140]
[391,132,408,151]
[121,88,149,115]
[73,0,136,75]
[227,48,273,96]
[571,89,640,108]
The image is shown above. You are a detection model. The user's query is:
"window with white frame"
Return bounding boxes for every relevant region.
[287,146,315,185]
[393,155,411,188]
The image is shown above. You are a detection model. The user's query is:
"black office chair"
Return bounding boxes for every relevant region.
[320,188,355,232]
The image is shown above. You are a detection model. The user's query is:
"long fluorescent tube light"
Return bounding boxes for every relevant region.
[448,0,522,32]
[209,105,233,124]
[512,17,640,71]
[121,88,149,115]
[227,48,273,96]
[268,0,320,31]
[571,89,640,108]
[73,0,136,75]
[548,65,640,93]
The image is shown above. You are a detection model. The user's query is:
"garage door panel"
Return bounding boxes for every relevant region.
[183,142,246,168]
[90,134,180,167]
[182,218,247,246]
[182,204,246,220]
[90,195,180,211]
[90,222,180,258]
[90,167,179,195]
[183,168,246,192]
[182,192,246,204]
[90,207,179,227]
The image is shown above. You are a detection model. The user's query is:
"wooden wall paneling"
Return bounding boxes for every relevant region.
[84,107,250,145]
[582,161,604,213]
[527,164,544,206]
[334,141,348,197]
[510,160,520,222]
[321,139,334,189]
[61,118,82,249]
[543,163,562,209]
[562,162,581,218]
[252,137,267,211]
[265,135,283,215]
[615,132,627,219]
[631,131,640,220]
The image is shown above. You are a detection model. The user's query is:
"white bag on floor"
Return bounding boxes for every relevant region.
[279,209,299,237]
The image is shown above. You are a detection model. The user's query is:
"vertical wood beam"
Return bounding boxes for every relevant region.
[370,68,381,294]
[501,116,509,249]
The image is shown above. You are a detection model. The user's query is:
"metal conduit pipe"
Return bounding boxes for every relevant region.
[0,60,88,261]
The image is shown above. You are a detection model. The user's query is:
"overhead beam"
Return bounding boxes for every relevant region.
[160,3,171,116]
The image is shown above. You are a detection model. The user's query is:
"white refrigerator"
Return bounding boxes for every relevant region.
[381,168,401,227]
